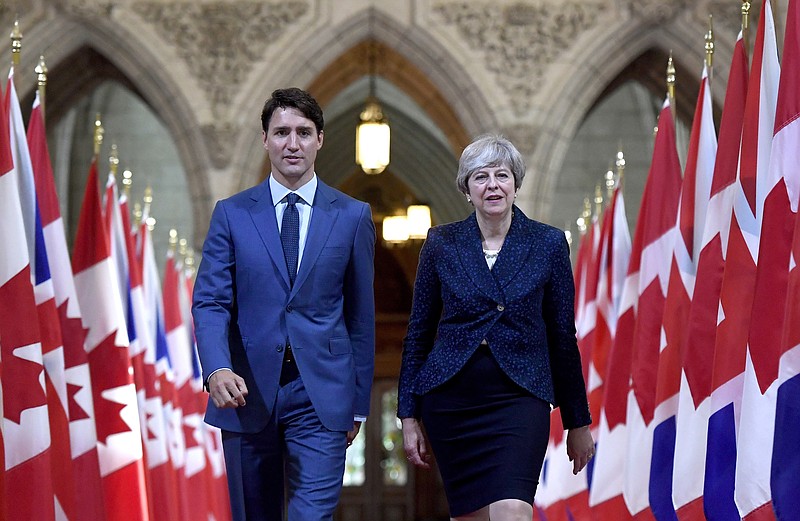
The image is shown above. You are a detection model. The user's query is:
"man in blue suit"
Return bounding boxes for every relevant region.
[192,87,376,521]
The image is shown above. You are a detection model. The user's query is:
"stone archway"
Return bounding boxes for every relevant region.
[231,6,497,195]
[19,12,214,246]
[522,16,712,223]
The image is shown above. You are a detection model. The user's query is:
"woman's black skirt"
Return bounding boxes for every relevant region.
[420,343,551,517]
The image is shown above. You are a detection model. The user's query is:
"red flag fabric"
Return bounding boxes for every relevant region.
[773,1,800,517]
[161,250,193,519]
[27,90,80,518]
[575,221,601,385]
[182,265,231,521]
[537,221,599,519]
[729,1,782,517]
[1,71,55,520]
[664,65,717,519]
[72,160,149,521]
[137,214,188,519]
[27,93,107,521]
[119,192,178,521]
[588,189,632,520]
[624,97,682,518]
[699,31,750,521]
[175,256,213,520]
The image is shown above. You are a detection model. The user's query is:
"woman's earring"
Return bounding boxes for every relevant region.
[466,195,472,204]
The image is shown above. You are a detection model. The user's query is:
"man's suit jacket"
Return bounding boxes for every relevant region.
[192,178,375,433]
[397,207,590,429]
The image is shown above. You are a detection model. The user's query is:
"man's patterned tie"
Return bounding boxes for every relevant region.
[281,193,300,286]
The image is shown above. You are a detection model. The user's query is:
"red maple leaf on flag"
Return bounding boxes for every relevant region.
[58,300,89,369]
[143,406,159,442]
[182,416,202,451]
[0,268,48,424]
[179,383,203,450]
[88,332,135,444]
[66,382,90,422]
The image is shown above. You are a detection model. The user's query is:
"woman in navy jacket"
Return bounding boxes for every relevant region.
[398,135,594,521]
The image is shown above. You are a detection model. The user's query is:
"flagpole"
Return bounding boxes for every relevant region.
[184,246,196,280]
[666,51,676,118]
[143,185,156,231]
[705,15,715,85]
[742,0,751,53]
[169,228,178,254]
[109,144,119,181]
[35,55,47,120]
[133,202,143,227]
[605,165,615,205]
[616,149,626,191]
[577,196,591,235]
[94,114,104,159]
[593,183,603,220]
[10,18,21,67]
[122,169,133,198]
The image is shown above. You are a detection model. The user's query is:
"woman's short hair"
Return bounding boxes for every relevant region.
[456,134,526,194]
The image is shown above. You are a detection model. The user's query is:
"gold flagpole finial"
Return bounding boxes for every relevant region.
[133,202,143,227]
[109,144,119,176]
[742,0,751,31]
[742,0,751,49]
[169,229,179,253]
[143,185,156,231]
[93,114,104,158]
[185,247,196,278]
[604,166,615,203]
[10,18,22,67]
[666,51,676,103]
[178,237,188,258]
[616,149,626,189]
[35,55,48,117]
[593,183,603,218]
[122,169,133,197]
[705,15,715,75]
[577,197,591,234]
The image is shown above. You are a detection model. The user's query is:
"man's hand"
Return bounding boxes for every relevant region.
[207,369,248,409]
[346,421,362,447]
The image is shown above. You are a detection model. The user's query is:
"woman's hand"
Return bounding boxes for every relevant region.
[402,418,431,469]
[566,425,595,475]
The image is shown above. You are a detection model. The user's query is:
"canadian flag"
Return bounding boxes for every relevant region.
[27,93,107,520]
[139,212,188,519]
[72,159,148,521]
[163,249,200,518]
[26,91,79,521]
[118,189,177,521]
[183,267,231,521]
[1,69,54,520]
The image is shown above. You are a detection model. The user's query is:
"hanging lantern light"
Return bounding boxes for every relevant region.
[406,205,431,239]
[382,215,408,243]
[356,97,390,174]
[356,38,390,175]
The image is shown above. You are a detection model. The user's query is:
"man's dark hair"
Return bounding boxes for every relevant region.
[261,88,324,134]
